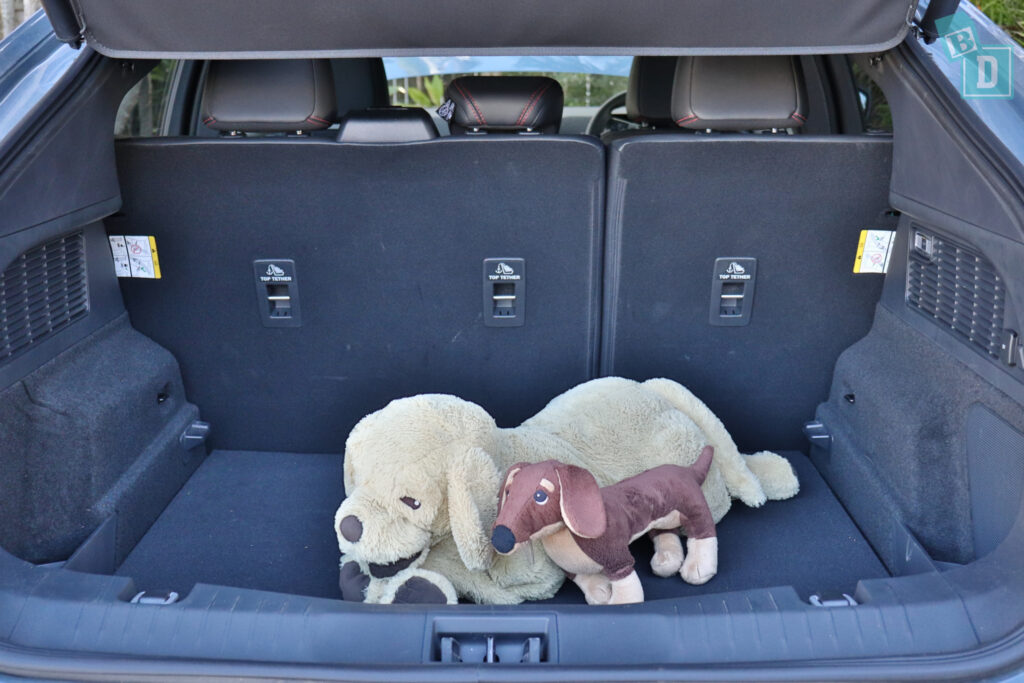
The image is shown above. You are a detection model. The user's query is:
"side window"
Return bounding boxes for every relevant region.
[850,61,892,134]
[114,61,176,138]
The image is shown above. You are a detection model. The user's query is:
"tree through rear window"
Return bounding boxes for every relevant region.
[383,56,631,109]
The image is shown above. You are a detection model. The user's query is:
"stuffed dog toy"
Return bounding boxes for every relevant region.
[335,377,799,605]
[491,447,717,605]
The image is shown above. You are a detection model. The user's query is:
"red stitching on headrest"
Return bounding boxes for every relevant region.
[517,81,554,129]
[454,81,487,126]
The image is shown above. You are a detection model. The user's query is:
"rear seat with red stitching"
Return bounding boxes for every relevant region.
[112,70,606,451]
[602,56,896,452]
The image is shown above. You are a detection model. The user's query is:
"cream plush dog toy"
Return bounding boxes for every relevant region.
[334,377,799,605]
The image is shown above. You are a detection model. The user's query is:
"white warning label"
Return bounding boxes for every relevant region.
[108,235,132,277]
[109,235,161,279]
[853,230,895,274]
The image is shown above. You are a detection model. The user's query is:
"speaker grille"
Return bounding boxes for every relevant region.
[0,232,89,366]
[907,228,1005,361]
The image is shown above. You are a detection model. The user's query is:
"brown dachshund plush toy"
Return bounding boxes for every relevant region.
[491,446,718,605]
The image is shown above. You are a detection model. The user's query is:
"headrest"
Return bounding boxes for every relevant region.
[444,76,563,135]
[671,56,807,131]
[201,60,337,133]
[626,57,678,126]
[337,108,439,143]
[330,58,389,118]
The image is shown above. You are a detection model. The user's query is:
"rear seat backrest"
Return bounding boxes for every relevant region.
[113,69,604,453]
[603,56,894,451]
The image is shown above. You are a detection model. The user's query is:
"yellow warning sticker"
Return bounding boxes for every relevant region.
[853,230,895,274]
[148,235,162,279]
[109,235,161,279]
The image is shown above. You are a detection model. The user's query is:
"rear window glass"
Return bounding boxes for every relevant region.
[850,61,892,134]
[383,56,631,108]
[115,60,175,138]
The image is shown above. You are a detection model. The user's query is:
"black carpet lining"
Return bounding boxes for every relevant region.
[117,450,888,602]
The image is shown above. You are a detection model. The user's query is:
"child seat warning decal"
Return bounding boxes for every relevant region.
[853,230,895,274]
[109,235,161,279]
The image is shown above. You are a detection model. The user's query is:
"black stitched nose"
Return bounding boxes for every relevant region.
[340,515,363,543]
[491,525,516,554]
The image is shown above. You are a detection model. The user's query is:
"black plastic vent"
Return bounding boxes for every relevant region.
[0,232,88,366]
[907,227,1005,360]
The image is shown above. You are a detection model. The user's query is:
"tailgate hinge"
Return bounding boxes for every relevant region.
[39,0,85,48]
[915,0,962,44]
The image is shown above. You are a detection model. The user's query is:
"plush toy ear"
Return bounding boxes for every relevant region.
[446,446,502,571]
[555,464,606,539]
[342,454,356,496]
[498,462,529,512]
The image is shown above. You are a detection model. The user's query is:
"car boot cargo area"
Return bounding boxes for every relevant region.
[114,449,886,603]
[1,45,1024,679]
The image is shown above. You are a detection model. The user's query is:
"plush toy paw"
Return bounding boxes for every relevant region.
[680,536,718,585]
[371,567,460,604]
[572,573,613,605]
[393,577,449,604]
[728,471,768,509]
[607,571,645,605]
[650,532,684,577]
[339,560,370,601]
[744,452,800,501]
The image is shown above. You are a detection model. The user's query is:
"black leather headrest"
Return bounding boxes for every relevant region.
[444,76,563,134]
[202,60,337,133]
[337,108,439,143]
[626,57,677,126]
[330,58,390,118]
[671,56,807,131]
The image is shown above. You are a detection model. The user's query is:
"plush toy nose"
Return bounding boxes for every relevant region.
[339,515,363,543]
[491,525,516,553]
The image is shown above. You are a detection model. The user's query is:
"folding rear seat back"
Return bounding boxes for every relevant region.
[113,65,605,452]
[603,56,895,452]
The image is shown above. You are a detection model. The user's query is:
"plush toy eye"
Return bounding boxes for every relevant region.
[534,490,548,505]
[400,496,421,510]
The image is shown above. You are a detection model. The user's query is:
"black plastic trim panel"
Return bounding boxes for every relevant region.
[0,219,125,391]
